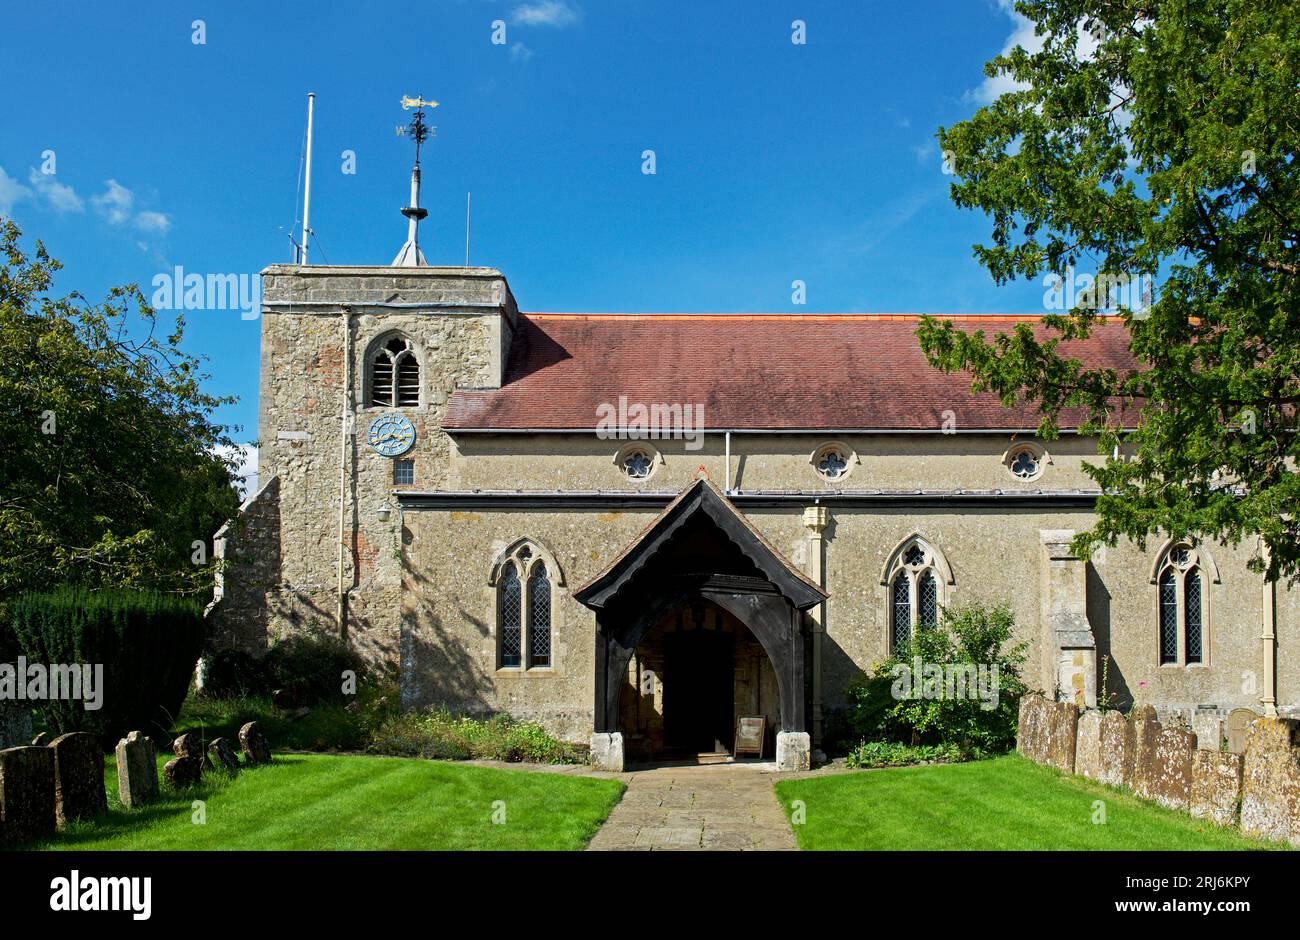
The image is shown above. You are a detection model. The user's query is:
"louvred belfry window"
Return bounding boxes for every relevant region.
[369,336,420,407]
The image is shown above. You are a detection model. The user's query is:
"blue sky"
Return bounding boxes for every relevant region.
[0,0,1047,447]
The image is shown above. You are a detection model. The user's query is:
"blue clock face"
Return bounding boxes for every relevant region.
[367,413,416,457]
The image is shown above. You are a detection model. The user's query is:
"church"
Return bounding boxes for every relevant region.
[205,126,1297,772]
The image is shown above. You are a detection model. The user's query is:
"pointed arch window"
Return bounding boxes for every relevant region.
[492,540,563,670]
[1153,541,1211,667]
[882,536,951,651]
[369,336,421,408]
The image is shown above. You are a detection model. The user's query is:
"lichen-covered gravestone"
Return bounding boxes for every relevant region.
[115,731,159,809]
[1097,709,1135,788]
[207,738,240,775]
[1190,750,1243,827]
[0,745,56,843]
[49,732,107,827]
[1239,717,1300,845]
[238,721,272,765]
[162,755,202,789]
[172,733,203,759]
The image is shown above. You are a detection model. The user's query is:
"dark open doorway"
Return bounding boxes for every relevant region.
[664,629,735,754]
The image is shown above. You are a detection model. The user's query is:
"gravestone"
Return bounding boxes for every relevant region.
[162,756,202,789]
[1226,708,1257,754]
[238,721,271,765]
[31,732,50,747]
[171,733,202,759]
[1097,710,1135,788]
[1239,717,1300,844]
[1016,693,1050,764]
[1190,750,1243,827]
[1134,722,1196,811]
[115,731,159,809]
[0,745,56,843]
[1045,701,1079,773]
[207,738,240,775]
[1074,710,1104,779]
[49,732,107,827]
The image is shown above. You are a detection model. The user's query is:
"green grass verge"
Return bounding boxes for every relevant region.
[19,753,624,851]
[774,754,1288,851]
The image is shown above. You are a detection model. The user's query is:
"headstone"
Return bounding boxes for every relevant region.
[1239,717,1300,844]
[775,731,811,772]
[207,738,240,775]
[1016,693,1050,764]
[1226,708,1257,754]
[1097,709,1135,788]
[1134,722,1195,811]
[238,721,272,765]
[49,732,107,827]
[1192,712,1224,751]
[172,733,202,759]
[31,732,50,747]
[162,756,202,789]
[1074,710,1104,779]
[0,745,56,843]
[1190,750,1243,827]
[115,731,159,809]
[0,703,32,750]
[1044,701,1079,773]
[1131,703,1157,723]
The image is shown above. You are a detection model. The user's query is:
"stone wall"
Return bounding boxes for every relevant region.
[206,475,281,652]
[1017,698,1300,845]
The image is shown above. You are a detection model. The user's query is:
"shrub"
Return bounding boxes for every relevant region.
[263,632,369,705]
[366,708,585,764]
[844,740,971,768]
[201,648,270,699]
[10,588,204,747]
[843,602,1028,753]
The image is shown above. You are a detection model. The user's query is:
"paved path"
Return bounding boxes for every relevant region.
[586,761,798,851]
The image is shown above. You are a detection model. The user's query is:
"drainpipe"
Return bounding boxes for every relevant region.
[336,306,353,640]
[1261,541,1278,717]
[802,504,830,746]
[724,430,732,493]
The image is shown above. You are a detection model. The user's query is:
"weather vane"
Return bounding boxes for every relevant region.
[392,94,438,267]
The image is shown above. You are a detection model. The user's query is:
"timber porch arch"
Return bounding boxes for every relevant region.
[573,478,825,770]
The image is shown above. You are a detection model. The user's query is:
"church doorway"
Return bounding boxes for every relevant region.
[663,628,734,754]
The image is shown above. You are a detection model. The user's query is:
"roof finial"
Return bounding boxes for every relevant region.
[392,95,438,267]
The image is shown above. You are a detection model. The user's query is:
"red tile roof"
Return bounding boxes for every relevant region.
[444,313,1140,431]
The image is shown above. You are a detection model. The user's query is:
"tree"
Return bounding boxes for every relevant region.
[0,219,241,598]
[918,0,1300,582]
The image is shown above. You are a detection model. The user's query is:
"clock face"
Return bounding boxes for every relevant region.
[367,413,416,457]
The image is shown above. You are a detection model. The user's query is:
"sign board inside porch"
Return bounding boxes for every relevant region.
[735,716,766,758]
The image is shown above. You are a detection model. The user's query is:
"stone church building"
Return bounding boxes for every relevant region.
[207,263,1298,771]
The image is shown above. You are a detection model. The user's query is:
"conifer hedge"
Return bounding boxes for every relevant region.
[9,588,204,746]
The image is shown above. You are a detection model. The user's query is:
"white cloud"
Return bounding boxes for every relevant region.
[92,178,134,225]
[134,210,171,234]
[509,41,534,62]
[969,0,1101,104]
[912,143,934,164]
[214,444,259,499]
[27,168,84,213]
[0,166,32,216]
[511,0,581,28]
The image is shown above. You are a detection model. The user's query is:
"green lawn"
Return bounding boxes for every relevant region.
[19,753,624,851]
[774,754,1287,851]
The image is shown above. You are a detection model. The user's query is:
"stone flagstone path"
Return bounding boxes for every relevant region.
[586,761,798,851]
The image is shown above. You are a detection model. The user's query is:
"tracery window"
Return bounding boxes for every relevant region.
[493,540,561,670]
[369,335,421,408]
[1155,542,1207,666]
[884,537,950,651]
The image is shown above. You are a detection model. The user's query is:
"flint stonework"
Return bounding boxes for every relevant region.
[1239,717,1300,845]
[0,745,56,843]
[1190,750,1243,827]
[115,731,159,809]
[49,732,107,827]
